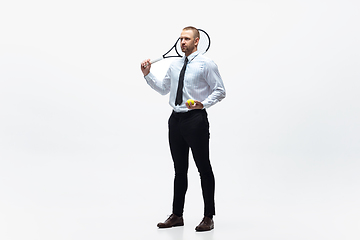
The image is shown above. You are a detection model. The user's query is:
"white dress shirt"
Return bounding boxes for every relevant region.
[144,51,226,112]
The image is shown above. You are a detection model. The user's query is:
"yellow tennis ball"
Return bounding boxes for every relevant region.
[187,99,195,106]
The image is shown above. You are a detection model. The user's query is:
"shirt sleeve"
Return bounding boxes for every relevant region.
[202,60,226,108]
[144,70,171,96]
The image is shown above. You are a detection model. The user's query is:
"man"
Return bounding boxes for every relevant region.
[140,26,225,232]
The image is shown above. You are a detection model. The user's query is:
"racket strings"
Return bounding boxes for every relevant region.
[197,30,211,54]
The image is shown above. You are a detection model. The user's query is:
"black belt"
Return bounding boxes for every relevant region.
[172,109,206,117]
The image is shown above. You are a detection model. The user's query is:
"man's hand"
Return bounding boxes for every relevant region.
[141,59,151,76]
[186,100,203,110]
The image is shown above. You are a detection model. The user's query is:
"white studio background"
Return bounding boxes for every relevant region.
[0,0,359,240]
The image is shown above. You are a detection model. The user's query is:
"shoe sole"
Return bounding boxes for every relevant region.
[158,223,184,228]
[195,226,214,232]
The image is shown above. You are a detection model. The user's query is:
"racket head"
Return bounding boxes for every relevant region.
[197,29,211,54]
[174,29,211,57]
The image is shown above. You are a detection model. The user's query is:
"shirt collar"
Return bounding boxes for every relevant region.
[183,51,199,63]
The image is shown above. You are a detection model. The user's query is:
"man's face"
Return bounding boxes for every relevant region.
[180,30,199,56]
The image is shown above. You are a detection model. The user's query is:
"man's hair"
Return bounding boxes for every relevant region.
[183,26,200,40]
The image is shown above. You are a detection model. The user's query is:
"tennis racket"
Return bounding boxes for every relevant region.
[144,29,210,67]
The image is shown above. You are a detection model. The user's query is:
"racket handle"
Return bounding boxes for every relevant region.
[151,57,163,64]
[144,57,163,68]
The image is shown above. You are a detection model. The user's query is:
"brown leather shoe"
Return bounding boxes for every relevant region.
[195,216,214,232]
[157,214,184,228]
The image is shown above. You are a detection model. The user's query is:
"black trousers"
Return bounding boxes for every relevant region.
[168,109,215,217]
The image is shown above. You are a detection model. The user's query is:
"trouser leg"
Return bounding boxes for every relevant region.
[168,112,189,217]
[183,110,215,217]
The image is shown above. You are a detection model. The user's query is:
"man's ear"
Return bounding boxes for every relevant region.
[195,37,200,47]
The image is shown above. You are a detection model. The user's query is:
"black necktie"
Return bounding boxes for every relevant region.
[175,57,188,106]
